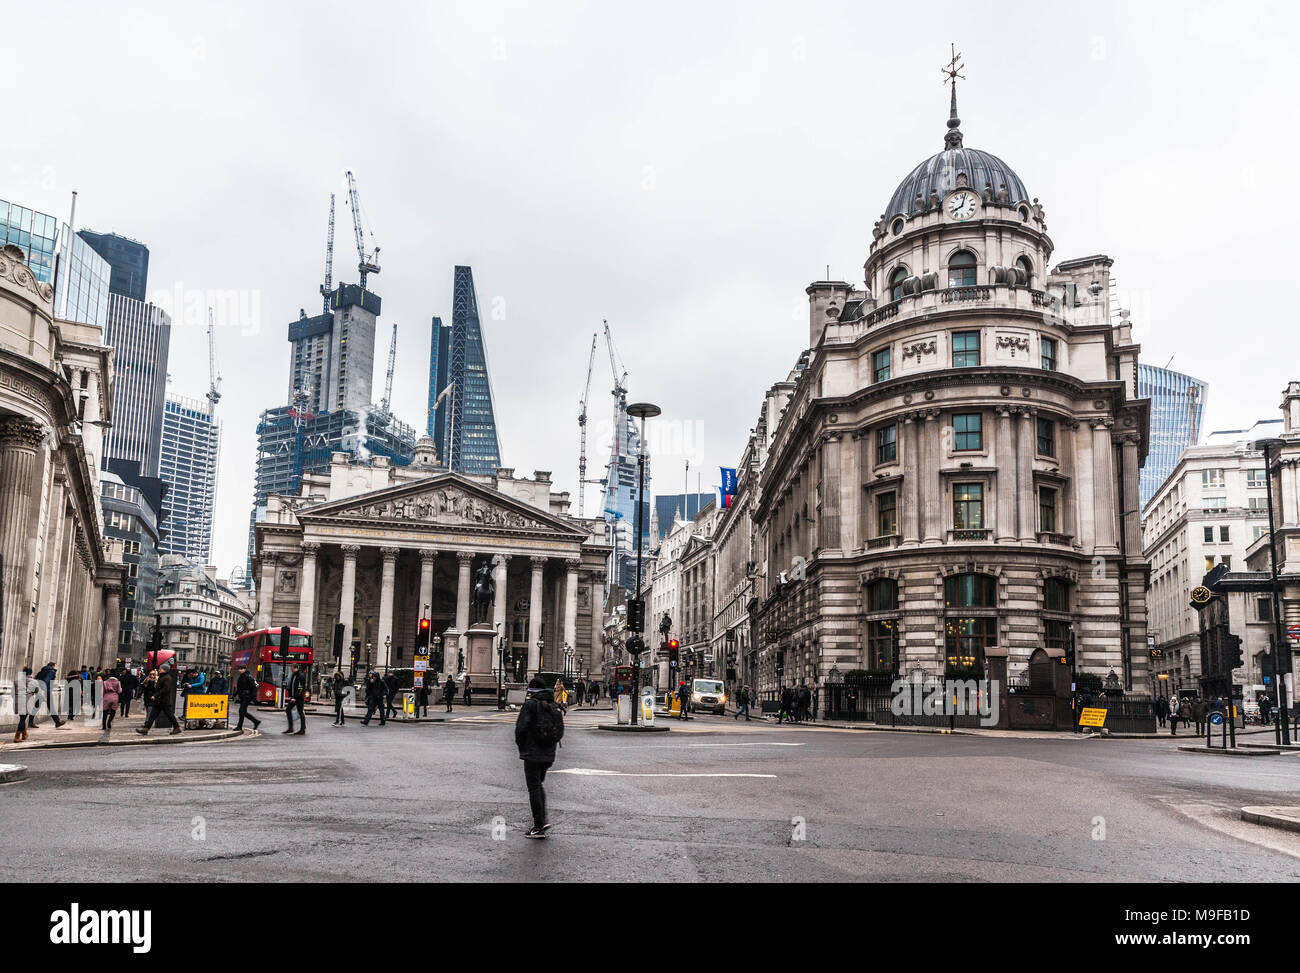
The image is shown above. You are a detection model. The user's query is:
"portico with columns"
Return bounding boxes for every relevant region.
[253,462,610,687]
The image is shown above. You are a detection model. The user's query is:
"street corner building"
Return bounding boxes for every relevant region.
[745,88,1152,695]
[251,443,612,687]
[0,243,126,727]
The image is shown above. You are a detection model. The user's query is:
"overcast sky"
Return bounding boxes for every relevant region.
[7,0,1297,577]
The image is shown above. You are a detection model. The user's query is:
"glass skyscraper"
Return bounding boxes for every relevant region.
[0,198,59,282]
[1138,363,1208,509]
[426,315,451,460]
[0,197,112,327]
[159,394,221,564]
[102,292,172,475]
[78,230,150,303]
[447,266,503,475]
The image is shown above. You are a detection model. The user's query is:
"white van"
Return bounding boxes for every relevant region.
[689,678,726,716]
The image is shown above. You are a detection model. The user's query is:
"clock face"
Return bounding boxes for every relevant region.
[947,191,979,221]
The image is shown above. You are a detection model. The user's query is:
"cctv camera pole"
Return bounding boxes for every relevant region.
[1262,440,1292,746]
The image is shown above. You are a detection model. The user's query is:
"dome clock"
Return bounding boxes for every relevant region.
[946,190,979,221]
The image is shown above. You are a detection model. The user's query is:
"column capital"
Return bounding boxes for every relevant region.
[457,550,476,562]
[530,555,548,568]
[301,541,320,555]
[995,405,1014,418]
[261,551,278,566]
[564,557,582,570]
[420,548,437,563]
[1091,418,1115,431]
[340,544,361,559]
[380,546,400,560]
[0,416,44,450]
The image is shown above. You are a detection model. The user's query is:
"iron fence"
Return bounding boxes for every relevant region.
[1074,692,1156,734]
[820,682,984,729]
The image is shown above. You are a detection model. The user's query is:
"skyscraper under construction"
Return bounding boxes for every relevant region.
[442,265,503,475]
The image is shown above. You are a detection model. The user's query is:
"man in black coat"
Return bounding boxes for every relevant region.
[383,672,399,719]
[515,676,563,838]
[232,666,262,731]
[361,672,388,725]
[284,664,307,735]
[138,665,181,735]
[117,667,138,718]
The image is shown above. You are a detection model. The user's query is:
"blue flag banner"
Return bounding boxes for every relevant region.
[720,467,738,495]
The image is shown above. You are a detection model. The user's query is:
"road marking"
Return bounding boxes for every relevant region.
[553,768,777,778]
[685,743,804,748]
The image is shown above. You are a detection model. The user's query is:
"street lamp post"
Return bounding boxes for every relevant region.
[383,635,391,674]
[626,401,660,726]
[1255,437,1292,746]
[496,633,506,710]
[536,638,544,678]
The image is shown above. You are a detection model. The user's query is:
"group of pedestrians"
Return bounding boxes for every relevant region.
[777,684,817,724]
[12,662,147,742]
[1155,693,1238,736]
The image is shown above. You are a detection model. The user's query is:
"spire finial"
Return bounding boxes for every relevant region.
[941,43,965,149]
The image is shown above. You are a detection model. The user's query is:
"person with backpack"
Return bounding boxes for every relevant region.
[515,676,564,839]
[232,665,262,732]
[331,669,350,726]
[100,670,122,733]
[443,674,457,713]
[361,672,388,726]
[734,685,751,721]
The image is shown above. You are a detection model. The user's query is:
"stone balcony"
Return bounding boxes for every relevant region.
[823,285,1066,347]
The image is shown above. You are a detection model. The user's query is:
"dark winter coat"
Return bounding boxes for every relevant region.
[235,672,258,704]
[442,678,457,703]
[515,687,561,763]
[118,670,138,698]
[365,676,385,702]
[287,670,307,701]
[154,670,177,713]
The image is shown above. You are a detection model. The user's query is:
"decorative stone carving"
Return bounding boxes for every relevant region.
[902,339,936,360]
[301,542,320,555]
[340,544,360,559]
[420,548,437,563]
[0,245,55,305]
[0,416,44,449]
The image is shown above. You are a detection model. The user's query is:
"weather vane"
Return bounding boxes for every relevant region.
[941,43,965,148]
[942,43,965,88]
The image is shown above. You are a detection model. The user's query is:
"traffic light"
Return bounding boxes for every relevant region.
[667,638,680,669]
[1064,634,1076,669]
[1224,633,1244,672]
[415,617,431,652]
[626,598,645,633]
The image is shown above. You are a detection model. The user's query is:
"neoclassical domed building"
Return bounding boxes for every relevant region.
[751,79,1151,694]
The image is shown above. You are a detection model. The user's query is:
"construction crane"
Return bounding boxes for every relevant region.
[380,321,397,414]
[205,307,222,410]
[577,332,598,518]
[603,319,628,404]
[345,170,381,289]
[319,193,335,315]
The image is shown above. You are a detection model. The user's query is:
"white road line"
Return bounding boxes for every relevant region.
[684,742,804,748]
[552,768,777,778]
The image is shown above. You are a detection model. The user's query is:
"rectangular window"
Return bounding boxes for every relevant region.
[1201,468,1225,489]
[1039,487,1057,532]
[1246,469,1267,488]
[1040,337,1057,371]
[953,413,982,451]
[877,425,897,463]
[877,491,898,537]
[1220,555,1231,570]
[1203,526,1214,543]
[1257,598,1273,622]
[952,331,980,367]
[1249,497,1268,511]
[1254,525,1268,541]
[953,483,984,530]
[1036,417,1055,457]
[1220,525,1230,543]
[1204,556,1215,573]
[1202,497,1226,512]
[873,348,891,383]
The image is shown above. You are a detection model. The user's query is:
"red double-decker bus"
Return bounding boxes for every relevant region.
[231,627,314,705]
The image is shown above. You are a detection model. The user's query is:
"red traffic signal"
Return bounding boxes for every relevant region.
[667,638,680,668]
[416,617,431,651]
[419,618,430,632]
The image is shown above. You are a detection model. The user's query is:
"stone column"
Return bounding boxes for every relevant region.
[902,413,920,543]
[995,406,1015,543]
[1074,421,1096,549]
[922,410,942,544]
[0,417,42,681]
[1016,407,1037,543]
[1061,421,1079,545]
[492,554,511,638]
[338,545,360,665]
[298,542,319,632]
[455,551,473,633]
[257,552,277,628]
[1279,460,1298,526]
[376,547,399,668]
[528,556,545,675]
[99,583,122,669]
[1092,419,1119,554]
[563,558,581,665]
[418,549,436,621]
[1119,432,1143,554]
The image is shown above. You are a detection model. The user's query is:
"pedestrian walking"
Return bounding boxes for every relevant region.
[734,685,751,721]
[13,666,43,742]
[778,685,794,724]
[232,665,262,731]
[118,667,138,718]
[677,679,690,720]
[416,677,430,718]
[463,675,473,707]
[553,677,568,712]
[443,675,457,713]
[810,685,819,723]
[515,676,565,839]
[361,672,388,725]
[1168,694,1181,736]
[1193,696,1208,736]
[137,664,182,736]
[100,671,122,733]
[383,671,399,719]
[331,669,349,726]
[574,678,586,709]
[283,664,307,735]
[1154,695,1167,728]
[797,685,811,724]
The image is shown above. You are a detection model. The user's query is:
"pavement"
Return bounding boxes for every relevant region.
[3,705,1300,882]
[1,712,249,752]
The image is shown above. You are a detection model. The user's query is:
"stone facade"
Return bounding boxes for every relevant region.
[252,450,611,686]
[0,243,125,726]
[748,104,1151,696]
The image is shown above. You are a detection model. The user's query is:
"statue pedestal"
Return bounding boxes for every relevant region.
[465,623,498,686]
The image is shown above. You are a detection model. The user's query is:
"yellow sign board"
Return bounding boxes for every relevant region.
[184,694,229,721]
[1078,707,1108,728]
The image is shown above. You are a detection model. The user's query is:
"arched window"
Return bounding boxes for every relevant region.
[1044,578,1072,652]
[867,579,898,612]
[889,267,909,302]
[1015,255,1033,286]
[866,579,899,673]
[947,250,977,288]
[945,573,997,608]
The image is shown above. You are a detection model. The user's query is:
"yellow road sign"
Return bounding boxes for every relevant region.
[1078,707,1107,728]
[183,694,229,720]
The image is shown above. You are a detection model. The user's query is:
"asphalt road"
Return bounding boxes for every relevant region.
[4,709,1300,882]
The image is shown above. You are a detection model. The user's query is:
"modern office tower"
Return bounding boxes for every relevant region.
[78,230,150,303]
[101,292,171,474]
[426,315,451,459]
[446,266,503,474]
[159,393,221,563]
[102,460,168,658]
[0,197,112,327]
[652,493,714,544]
[287,283,379,414]
[600,394,650,594]
[1138,364,1208,509]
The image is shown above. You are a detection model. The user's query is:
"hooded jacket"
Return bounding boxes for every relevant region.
[101,676,121,710]
[154,669,177,712]
[515,687,561,763]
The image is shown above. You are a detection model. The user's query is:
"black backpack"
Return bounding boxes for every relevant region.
[533,699,565,745]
